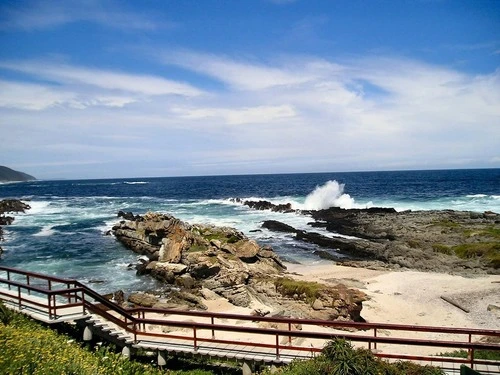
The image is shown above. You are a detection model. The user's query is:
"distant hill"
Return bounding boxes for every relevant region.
[0,166,36,182]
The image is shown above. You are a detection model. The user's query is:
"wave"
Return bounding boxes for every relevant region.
[33,225,56,237]
[302,180,357,210]
[124,181,149,185]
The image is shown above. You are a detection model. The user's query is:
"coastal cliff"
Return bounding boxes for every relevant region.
[112,211,366,322]
[0,166,36,182]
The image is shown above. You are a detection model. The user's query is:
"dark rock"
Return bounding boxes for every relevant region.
[241,200,295,213]
[261,220,297,233]
[313,250,339,261]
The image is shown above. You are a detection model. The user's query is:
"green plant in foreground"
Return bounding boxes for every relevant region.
[260,338,445,375]
[0,304,216,375]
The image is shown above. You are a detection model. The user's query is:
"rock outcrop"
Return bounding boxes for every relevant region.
[113,211,367,321]
[255,203,500,275]
[0,199,31,254]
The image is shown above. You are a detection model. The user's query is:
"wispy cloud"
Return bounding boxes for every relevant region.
[172,104,297,125]
[0,60,204,110]
[0,80,76,110]
[0,0,168,31]
[164,51,317,91]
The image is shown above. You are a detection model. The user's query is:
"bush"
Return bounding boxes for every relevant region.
[259,338,445,375]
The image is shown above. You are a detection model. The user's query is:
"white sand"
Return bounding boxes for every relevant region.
[284,263,500,330]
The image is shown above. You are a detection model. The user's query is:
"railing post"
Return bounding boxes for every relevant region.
[374,328,377,350]
[275,334,280,359]
[18,286,22,309]
[211,316,215,339]
[48,293,52,319]
[7,271,11,290]
[82,290,86,315]
[470,348,475,369]
[193,326,198,351]
[288,322,292,345]
[26,275,30,295]
[133,321,137,344]
[52,294,57,318]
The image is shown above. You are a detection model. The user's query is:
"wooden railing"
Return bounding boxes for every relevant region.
[0,266,499,371]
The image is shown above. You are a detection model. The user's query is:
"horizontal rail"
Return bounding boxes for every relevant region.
[133,316,500,351]
[130,306,500,337]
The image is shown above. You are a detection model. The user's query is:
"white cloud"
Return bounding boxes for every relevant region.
[172,104,297,125]
[0,61,204,98]
[165,51,317,90]
[0,80,75,110]
[0,0,167,31]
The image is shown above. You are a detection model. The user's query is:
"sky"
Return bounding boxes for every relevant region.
[0,0,499,180]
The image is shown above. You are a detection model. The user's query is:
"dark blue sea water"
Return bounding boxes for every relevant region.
[1,169,499,293]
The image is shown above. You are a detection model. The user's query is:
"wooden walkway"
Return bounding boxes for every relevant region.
[1,266,499,374]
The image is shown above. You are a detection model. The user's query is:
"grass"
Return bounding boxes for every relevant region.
[453,243,500,268]
[274,277,323,303]
[464,226,500,240]
[432,242,500,268]
[432,243,453,255]
[431,220,460,229]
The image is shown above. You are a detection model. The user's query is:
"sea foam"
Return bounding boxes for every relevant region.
[302,180,356,210]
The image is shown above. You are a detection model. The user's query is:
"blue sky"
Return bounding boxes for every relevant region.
[0,0,499,180]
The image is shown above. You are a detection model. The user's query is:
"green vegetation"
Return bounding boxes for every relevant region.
[0,301,216,375]
[260,339,445,375]
[437,349,500,361]
[464,226,500,240]
[432,243,453,255]
[431,220,460,229]
[188,244,209,253]
[274,277,323,303]
[432,242,500,268]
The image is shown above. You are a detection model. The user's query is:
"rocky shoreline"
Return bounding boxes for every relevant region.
[111,211,366,322]
[239,200,500,275]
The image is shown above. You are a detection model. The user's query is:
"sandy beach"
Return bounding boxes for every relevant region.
[285,263,500,330]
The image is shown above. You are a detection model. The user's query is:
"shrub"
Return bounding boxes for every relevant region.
[259,338,445,375]
[0,301,13,324]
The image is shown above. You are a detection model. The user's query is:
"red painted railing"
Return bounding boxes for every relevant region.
[0,266,499,371]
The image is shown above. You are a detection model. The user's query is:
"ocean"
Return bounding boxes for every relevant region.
[1,169,499,294]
